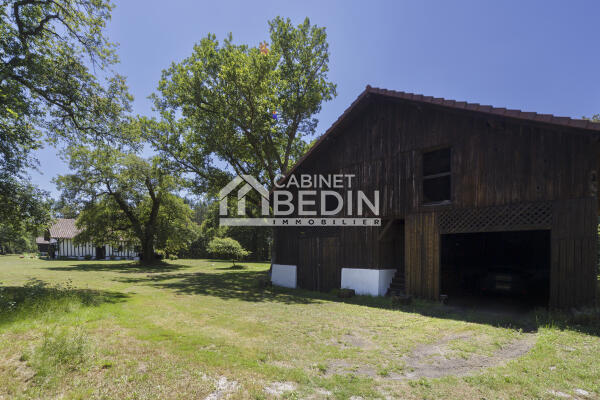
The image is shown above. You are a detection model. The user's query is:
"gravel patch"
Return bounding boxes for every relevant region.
[205,377,238,400]
[264,381,297,397]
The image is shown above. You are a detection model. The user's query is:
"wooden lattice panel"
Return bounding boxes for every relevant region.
[439,202,553,234]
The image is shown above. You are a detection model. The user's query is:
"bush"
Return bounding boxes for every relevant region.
[207,237,250,266]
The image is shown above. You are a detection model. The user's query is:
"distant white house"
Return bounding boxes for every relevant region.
[39,218,137,260]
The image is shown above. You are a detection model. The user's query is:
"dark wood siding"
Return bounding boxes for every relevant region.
[295,99,599,215]
[551,198,597,308]
[274,95,599,307]
[296,235,341,291]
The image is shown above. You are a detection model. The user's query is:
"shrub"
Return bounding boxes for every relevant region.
[207,237,250,266]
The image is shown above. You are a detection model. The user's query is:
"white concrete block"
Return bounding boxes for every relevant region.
[271,264,297,288]
[341,268,397,296]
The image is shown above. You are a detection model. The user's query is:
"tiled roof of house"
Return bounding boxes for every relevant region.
[48,218,81,239]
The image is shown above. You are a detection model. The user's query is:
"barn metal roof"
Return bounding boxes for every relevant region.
[48,218,81,239]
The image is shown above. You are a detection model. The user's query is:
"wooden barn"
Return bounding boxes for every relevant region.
[271,86,600,308]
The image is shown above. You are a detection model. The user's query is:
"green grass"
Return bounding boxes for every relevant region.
[0,255,599,399]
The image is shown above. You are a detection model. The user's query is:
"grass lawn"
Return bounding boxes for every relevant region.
[0,255,599,399]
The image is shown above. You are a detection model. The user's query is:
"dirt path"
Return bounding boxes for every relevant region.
[397,333,537,380]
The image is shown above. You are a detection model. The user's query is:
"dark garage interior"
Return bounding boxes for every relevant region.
[440,230,550,307]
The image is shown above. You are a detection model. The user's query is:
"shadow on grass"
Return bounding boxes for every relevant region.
[44,261,187,274]
[412,301,600,337]
[0,279,129,326]
[216,265,248,270]
[113,267,600,335]
[44,258,598,336]
[117,269,323,305]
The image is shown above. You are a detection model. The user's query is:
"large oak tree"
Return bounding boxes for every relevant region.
[56,144,198,264]
[144,17,336,193]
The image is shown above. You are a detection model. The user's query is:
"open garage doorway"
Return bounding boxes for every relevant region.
[440,230,550,308]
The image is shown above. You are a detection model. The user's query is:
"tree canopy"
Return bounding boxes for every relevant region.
[145,16,336,193]
[1,0,130,233]
[0,176,51,239]
[56,143,198,264]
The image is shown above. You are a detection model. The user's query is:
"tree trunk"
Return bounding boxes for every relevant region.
[140,237,156,265]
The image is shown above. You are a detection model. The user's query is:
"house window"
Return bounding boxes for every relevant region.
[423,147,451,204]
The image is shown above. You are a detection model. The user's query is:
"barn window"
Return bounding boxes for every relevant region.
[423,147,451,204]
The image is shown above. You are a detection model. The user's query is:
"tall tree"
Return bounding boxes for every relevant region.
[1,0,131,231]
[56,145,198,264]
[144,16,336,192]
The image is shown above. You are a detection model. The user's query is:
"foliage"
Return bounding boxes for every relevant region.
[144,16,336,194]
[0,0,131,159]
[50,196,81,219]
[55,141,198,264]
[207,237,250,265]
[1,0,131,232]
[179,200,270,260]
[0,177,50,252]
[0,223,36,254]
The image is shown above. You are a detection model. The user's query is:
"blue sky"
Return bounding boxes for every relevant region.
[30,0,600,196]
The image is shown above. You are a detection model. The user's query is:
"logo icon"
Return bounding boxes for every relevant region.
[218,175,269,217]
